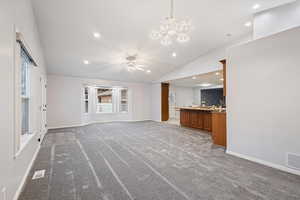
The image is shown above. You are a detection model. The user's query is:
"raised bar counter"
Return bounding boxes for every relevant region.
[180,107,227,147]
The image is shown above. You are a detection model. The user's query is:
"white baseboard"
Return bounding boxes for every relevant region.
[13,145,41,200]
[226,150,300,176]
[47,124,83,130]
[48,119,154,130]
[88,119,152,125]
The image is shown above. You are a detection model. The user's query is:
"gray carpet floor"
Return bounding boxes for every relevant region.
[19,121,300,200]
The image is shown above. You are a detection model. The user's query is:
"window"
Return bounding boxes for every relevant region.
[15,33,38,156]
[120,88,128,112]
[84,87,89,113]
[97,88,113,113]
[20,47,30,135]
[95,87,128,113]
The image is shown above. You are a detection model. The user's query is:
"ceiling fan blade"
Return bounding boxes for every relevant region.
[136,66,145,71]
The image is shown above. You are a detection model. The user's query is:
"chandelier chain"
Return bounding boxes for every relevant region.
[170,0,174,18]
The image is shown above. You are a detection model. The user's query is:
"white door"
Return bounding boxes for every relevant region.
[40,75,47,140]
[29,66,41,136]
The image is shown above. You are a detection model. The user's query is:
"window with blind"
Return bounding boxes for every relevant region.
[20,47,31,135]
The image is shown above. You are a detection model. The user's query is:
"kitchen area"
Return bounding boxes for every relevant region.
[163,60,227,147]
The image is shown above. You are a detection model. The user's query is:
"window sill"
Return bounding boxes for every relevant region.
[14,133,35,159]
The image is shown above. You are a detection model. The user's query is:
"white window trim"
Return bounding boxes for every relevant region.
[119,88,129,114]
[14,134,35,158]
[83,87,90,114]
[94,87,129,114]
[14,32,38,158]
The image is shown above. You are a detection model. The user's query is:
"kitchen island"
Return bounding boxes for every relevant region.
[180,107,214,132]
[180,107,227,147]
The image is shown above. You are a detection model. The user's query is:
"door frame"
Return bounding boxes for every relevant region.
[161,82,169,121]
[39,75,47,141]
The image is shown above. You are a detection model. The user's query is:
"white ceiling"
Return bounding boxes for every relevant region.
[32,0,293,82]
[169,70,223,88]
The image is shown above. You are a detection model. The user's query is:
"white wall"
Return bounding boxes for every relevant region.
[170,86,194,107]
[193,88,201,105]
[0,0,47,199]
[47,75,152,128]
[227,27,300,175]
[151,83,161,122]
[169,85,194,119]
[47,75,82,128]
[254,1,300,39]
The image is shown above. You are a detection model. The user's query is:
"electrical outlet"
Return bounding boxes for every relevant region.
[2,187,7,200]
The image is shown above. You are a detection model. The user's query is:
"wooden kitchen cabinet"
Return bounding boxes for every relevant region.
[190,111,199,128]
[180,109,212,132]
[180,110,190,126]
[180,108,227,147]
[196,112,204,129]
[212,112,227,147]
[203,113,212,132]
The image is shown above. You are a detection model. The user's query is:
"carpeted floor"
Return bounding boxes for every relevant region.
[19,121,300,200]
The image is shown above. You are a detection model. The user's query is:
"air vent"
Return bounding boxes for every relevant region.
[32,170,45,180]
[287,153,300,170]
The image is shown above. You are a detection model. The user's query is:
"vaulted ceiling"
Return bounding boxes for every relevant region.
[32,0,293,82]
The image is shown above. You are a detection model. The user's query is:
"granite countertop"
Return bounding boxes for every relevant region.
[179,107,226,113]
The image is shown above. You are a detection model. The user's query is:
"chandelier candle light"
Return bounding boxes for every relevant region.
[150,0,193,46]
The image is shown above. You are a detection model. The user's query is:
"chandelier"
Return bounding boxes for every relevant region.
[150,0,193,46]
[126,55,150,73]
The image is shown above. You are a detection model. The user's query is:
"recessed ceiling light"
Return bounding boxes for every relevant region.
[172,52,177,57]
[252,4,261,10]
[146,70,151,73]
[83,60,90,65]
[220,78,224,81]
[245,21,252,27]
[198,83,212,87]
[93,32,101,39]
[192,76,197,80]
[215,72,220,75]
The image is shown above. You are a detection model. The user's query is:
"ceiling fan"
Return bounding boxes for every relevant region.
[125,54,151,73]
